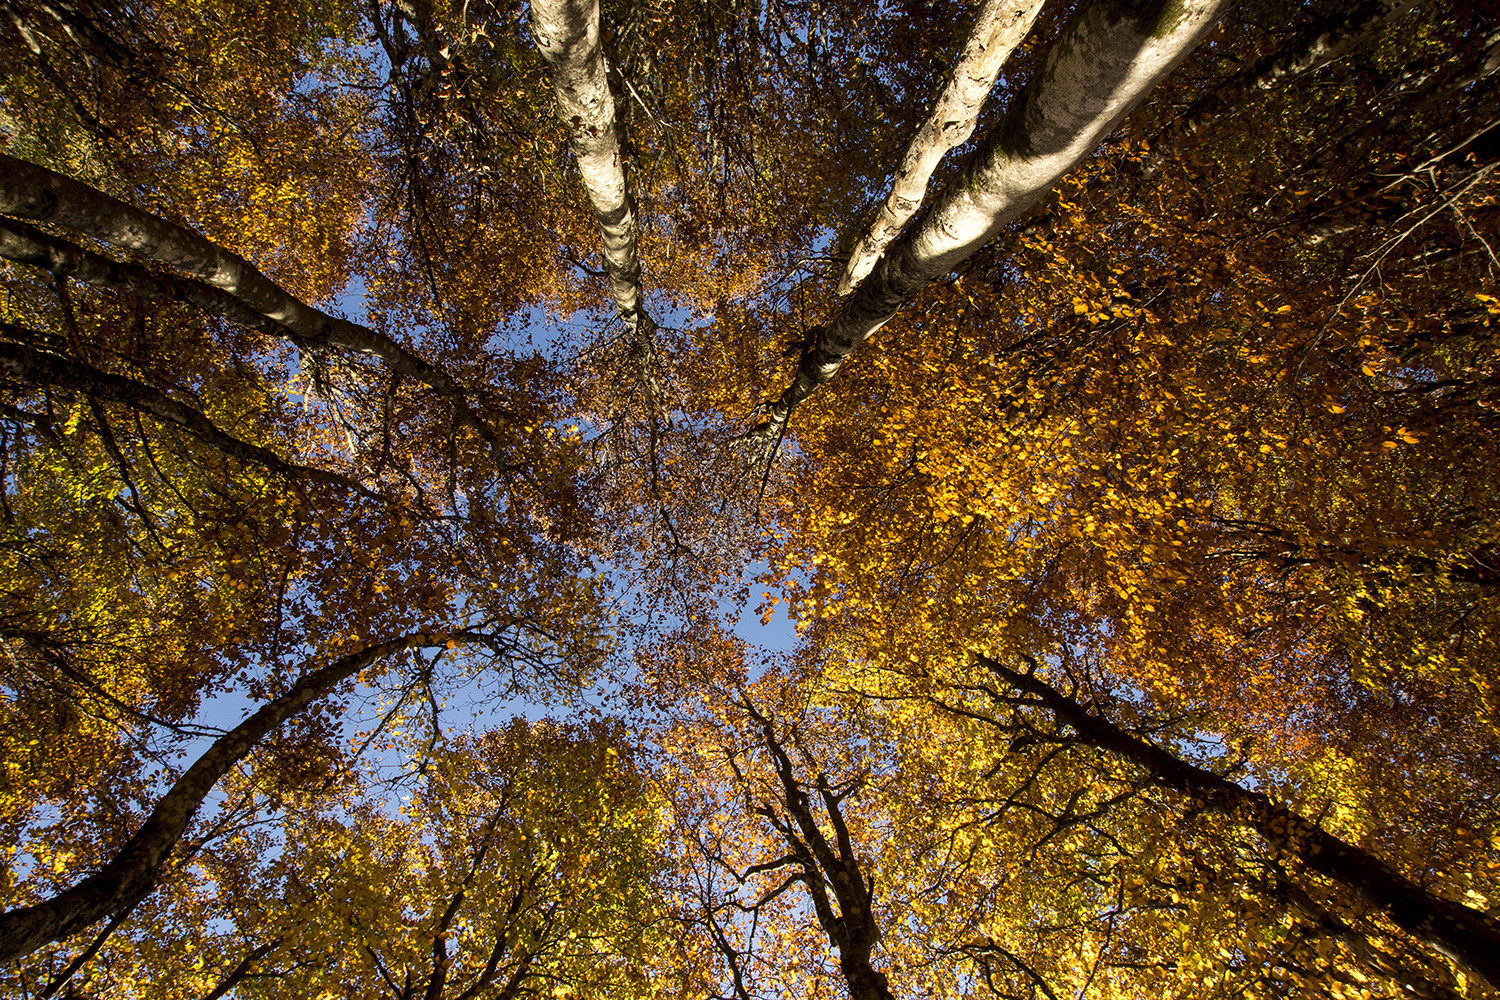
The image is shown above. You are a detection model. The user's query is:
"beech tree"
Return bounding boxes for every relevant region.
[3,0,1499,996]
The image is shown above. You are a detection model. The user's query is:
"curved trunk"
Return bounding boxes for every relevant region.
[837,0,1046,296]
[0,633,453,964]
[0,156,509,462]
[977,654,1500,990]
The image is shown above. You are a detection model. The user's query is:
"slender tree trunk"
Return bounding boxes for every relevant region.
[0,217,294,342]
[0,155,434,383]
[739,699,895,1000]
[530,0,651,337]
[756,0,1230,441]
[0,155,511,462]
[837,0,1046,295]
[0,632,456,964]
[199,938,282,1000]
[975,654,1500,990]
[530,0,666,492]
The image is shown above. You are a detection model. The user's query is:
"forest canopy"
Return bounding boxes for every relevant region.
[1,0,1499,997]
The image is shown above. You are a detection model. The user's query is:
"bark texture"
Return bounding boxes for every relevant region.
[0,155,510,460]
[0,633,454,964]
[758,0,1230,440]
[977,654,1500,990]
[0,217,293,341]
[531,0,663,463]
[530,0,650,335]
[837,0,1046,295]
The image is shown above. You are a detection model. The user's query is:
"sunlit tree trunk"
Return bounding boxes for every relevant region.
[757,0,1230,441]
[0,156,426,379]
[837,0,1046,296]
[0,217,291,340]
[531,0,665,490]
[530,0,651,338]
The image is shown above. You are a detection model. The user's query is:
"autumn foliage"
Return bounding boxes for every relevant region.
[1,0,1499,997]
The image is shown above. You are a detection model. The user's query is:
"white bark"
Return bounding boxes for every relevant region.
[837,0,1047,296]
[0,216,297,342]
[531,0,666,493]
[0,154,511,462]
[0,156,445,387]
[530,0,650,334]
[758,0,1231,439]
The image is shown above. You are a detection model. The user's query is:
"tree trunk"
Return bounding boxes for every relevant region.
[0,155,510,462]
[837,0,1046,295]
[530,0,650,336]
[757,0,1230,441]
[199,939,282,1000]
[0,217,295,342]
[0,632,455,964]
[531,0,663,469]
[739,699,895,1000]
[976,654,1500,990]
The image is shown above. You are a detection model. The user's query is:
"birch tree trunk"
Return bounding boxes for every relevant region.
[0,155,511,462]
[531,0,667,499]
[837,0,1046,296]
[0,632,457,964]
[974,655,1500,991]
[530,0,651,339]
[0,217,294,342]
[757,0,1230,442]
